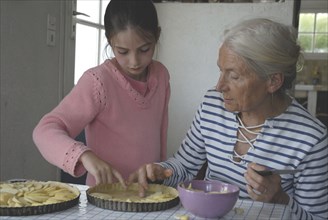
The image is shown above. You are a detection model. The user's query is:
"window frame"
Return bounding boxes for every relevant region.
[75,18,104,65]
[299,0,328,60]
[74,0,109,84]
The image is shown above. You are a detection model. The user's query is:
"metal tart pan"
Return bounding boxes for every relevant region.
[0,181,80,216]
[87,183,179,212]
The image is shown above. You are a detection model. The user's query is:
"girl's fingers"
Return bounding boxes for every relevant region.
[127,172,138,185]
[138,183,146,198]
[112,169,126,189]
[94,175,101,185]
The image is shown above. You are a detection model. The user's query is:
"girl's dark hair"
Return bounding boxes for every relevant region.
[104,0,160,45]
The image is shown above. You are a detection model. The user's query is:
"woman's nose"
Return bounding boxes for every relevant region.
[216,76,224,92]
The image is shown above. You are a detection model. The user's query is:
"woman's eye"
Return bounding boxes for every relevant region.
[230,72,239,80]
[140,47,150,53]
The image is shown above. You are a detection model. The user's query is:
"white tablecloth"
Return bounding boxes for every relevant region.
[1,184,291,220]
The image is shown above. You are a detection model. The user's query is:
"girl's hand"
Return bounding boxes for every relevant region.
[127,163,172,197]
[244,163,289,204]
[79,151,126,188]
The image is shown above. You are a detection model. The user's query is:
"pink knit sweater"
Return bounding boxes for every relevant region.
[33,59,170,186]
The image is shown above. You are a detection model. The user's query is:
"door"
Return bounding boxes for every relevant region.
[61,0,110,184]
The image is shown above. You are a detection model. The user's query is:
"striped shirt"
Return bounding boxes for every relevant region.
[161,88,328,220]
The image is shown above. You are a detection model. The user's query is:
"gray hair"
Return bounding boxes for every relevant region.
[222,18,303,91]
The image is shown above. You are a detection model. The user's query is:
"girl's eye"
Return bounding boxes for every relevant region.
[117,50,128,55]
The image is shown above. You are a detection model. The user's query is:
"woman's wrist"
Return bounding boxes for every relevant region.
[147,179,164,184]
[272,190,290,204]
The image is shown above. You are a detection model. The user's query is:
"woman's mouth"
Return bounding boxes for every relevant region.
[224,98,233,105]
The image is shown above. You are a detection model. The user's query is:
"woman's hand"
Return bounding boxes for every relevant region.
[244,163,289,204]
[127,163,172,197]
[79,151,125,187]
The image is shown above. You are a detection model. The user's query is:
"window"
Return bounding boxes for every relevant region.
[298,13,328,53]
[294,0,327,125]
[298,0,328,60]
[74,0,111,84]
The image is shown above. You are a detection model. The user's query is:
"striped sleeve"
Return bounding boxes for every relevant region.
[289,131,328,220]
[161,104,207,187]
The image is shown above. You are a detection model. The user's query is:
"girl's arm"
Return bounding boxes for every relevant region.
[32,71,104,177]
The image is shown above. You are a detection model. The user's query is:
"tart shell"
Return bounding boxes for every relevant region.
[87,183,179,212]
[0,181,80,216]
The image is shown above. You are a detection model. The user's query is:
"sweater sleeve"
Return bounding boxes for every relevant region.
[32,70,105,177]
[160,72,170,161]
[289,131,328,220]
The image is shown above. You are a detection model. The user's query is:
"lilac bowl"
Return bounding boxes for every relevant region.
[177,180,239,218]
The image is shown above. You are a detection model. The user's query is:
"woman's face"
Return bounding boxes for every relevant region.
[111,27,156,81]
[216,44,270,113]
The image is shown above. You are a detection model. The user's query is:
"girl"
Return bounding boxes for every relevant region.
[33,0,170,187]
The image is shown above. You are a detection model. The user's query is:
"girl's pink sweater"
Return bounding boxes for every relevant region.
[33,59,170,186]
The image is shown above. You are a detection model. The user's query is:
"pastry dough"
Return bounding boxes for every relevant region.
[88,183,178,203]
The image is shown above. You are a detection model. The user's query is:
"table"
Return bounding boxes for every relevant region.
[294,84,328,117]
[1,184,291,220]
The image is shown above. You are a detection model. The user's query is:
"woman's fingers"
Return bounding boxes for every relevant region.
[126,164,149,197]
[245,163,285,203]
[247,184,262,201]
[163,168,173,179]
[244,172,267,194]
[245,163,268,193]
[138,165,149,189]
[146,164,156,182]
[127,164,172,197]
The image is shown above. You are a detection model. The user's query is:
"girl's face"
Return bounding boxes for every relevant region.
[216,44,270,113]
[111,27,156,81]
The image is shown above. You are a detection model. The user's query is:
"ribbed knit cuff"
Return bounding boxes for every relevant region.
[62,142,91,177]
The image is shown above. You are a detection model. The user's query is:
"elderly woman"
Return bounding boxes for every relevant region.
[128,18,328,219]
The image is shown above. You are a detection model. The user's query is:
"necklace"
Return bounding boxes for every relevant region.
[235,115,264,152]
[236,115,264,149]
[237,115,264,134]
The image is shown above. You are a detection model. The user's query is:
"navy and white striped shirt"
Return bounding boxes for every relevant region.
[161,88,328,220]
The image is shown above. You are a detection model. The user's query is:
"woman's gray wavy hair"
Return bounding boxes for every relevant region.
[222,18,303,92]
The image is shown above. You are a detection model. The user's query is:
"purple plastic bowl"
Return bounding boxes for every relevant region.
[177,180,239,218]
